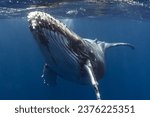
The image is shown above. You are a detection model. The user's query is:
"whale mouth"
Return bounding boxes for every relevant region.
[28,11,86,82]
[27,11,90,63]
[27,11,82,45]
[28,11,79,57]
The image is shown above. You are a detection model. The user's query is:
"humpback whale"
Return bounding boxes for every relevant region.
[27,11,134,100]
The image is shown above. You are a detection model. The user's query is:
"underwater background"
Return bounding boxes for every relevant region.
[0,0,150,100]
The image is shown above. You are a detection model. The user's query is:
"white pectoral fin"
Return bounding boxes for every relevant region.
[84,60,101,100]
[41,64,57,86]
[105,42,135,50]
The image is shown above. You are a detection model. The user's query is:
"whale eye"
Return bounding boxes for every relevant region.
[94,39,101,44]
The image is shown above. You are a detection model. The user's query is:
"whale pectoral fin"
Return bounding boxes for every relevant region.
[41,64,57,86]
[105,42,135,50]
[84,60,101,100]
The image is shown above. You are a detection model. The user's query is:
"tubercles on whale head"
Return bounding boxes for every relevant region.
[27,11,48,29]
[27,12,39,29]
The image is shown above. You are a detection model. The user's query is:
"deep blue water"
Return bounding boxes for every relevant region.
[0,0,150,100]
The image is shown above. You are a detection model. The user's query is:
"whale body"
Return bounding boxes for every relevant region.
[27,11,134,100]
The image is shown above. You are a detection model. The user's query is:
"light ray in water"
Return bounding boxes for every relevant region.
[61,18,74,29]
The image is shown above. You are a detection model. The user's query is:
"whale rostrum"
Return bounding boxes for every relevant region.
[28,11,134,100]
